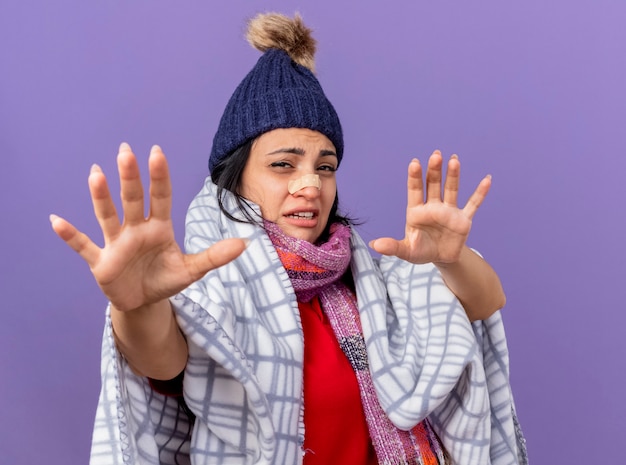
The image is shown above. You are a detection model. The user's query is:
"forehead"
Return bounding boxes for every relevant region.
[252,128,336,153]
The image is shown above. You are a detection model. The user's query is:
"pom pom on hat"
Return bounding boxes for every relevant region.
[246,13,317,73]
[209,12,343,172]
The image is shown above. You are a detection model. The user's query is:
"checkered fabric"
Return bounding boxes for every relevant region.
[90,178,528,465]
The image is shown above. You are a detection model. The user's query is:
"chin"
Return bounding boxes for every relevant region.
[284,228,319,243]
[294,233,319,243]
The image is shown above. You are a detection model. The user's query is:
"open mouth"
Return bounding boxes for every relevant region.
[286,212,315,219]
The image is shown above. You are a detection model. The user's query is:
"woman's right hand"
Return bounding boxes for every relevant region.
[51,143,247,313]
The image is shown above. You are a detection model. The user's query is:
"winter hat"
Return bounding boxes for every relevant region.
[209,13,344,172]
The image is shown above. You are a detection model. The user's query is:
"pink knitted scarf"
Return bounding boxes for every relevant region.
[264,220,448,465]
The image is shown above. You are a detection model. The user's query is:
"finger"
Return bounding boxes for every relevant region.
[148,145,172,221]
[425,150,443,202]
[369,237,402,257]
[49,214,101,265]
[443,154,460,207]
[463,175,492,219]
[184,238,249,280]
[118,143,145,225]
[406,158,424,208]
[88,164,121,241]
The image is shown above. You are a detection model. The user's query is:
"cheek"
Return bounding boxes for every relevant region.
[251,183,286,221]
[241,172,279,206]
[257,200,276,222]
[323,182,337,210]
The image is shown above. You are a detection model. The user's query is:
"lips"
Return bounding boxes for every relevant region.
[286,211,315,219]
[281,208,323,241]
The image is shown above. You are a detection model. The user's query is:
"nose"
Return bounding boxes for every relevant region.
[294,184,321,200]
[288,173,321,197]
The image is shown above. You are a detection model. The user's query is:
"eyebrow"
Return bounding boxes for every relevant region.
[266,147,338,158]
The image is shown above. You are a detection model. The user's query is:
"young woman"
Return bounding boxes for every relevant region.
[51,13,527,465]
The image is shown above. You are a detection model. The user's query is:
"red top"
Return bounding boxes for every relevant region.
[299,296,377,465]
[150,296,378,463]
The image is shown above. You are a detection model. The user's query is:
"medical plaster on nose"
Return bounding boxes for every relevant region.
[288,173,321,194]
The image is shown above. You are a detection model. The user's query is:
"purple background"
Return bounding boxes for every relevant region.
[1,1,625,463]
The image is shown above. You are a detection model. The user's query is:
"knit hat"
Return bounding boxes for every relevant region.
[209,13,344,172]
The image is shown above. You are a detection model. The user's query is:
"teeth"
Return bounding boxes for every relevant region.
[288,212,314,219]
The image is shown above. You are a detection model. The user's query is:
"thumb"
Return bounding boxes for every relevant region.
[185,238,249,280]
[369,237,402,257]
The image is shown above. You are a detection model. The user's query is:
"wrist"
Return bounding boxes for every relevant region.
[433,247,468,270]
[110,299,176,350]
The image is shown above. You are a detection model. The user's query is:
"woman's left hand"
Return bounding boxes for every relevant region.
[369,150,490,266]
[370,150,505,320]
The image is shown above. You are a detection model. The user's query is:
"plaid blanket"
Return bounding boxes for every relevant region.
[90,178,528,465]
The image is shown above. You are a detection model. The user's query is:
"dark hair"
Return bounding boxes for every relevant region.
[210,138,356,243]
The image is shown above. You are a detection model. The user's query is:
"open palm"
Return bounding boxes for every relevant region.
[51,143,246,312]
[370,150,490,265]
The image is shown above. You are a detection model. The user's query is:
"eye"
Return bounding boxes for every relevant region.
[318,164,337,172]
[270,161,293,169]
